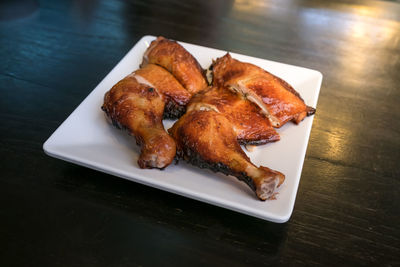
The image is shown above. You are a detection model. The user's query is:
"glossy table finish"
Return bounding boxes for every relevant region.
[1,0,399,265]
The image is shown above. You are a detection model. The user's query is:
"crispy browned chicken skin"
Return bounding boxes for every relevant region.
[169,109,285,200]
[141,36,208,94]
[212,53,315,127]
[102,73,176,169]
[134,64,191,119]
[187,86,279,145]
[102,37,317,200]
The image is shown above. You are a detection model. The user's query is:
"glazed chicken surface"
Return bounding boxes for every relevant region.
[134,64,191,119]
[102,74,176,169]
[187,86,279,145]
[102,37,209,169]
[169,109,285,200]
[141,36,208,95]
[212,53,315,127]
[102,36,316,200]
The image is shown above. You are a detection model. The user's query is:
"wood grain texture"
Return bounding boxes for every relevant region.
[1,0,399,265]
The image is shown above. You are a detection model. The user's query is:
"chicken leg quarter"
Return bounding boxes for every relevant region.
[169,110,285,200]
[102,75,176,169]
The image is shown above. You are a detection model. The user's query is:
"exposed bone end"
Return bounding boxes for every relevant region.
[255,167,285,200]
[138,155,169,170]
[138,154,165,169]
[137,132,176,169]
[256,178,279,201]
[138,134,176,169]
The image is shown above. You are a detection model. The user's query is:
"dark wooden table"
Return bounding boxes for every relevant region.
[1,0,399,265]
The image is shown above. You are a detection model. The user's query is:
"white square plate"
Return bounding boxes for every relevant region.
[44,35,322,223]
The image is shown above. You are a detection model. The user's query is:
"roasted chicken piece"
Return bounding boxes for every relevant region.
[141,36,208,94]
[134,64,191,118]
[102,73,176,169]
[187,86,279,145]
[212,53,315,127]
[169,109,285,200]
